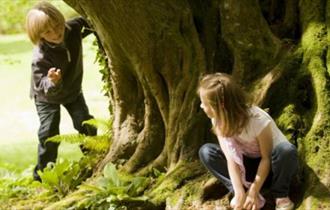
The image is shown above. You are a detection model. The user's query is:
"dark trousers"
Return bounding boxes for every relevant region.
[33,93,97,181]
[199,141,298,198]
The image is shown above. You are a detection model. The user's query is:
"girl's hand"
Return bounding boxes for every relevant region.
[48,67,62,84]
[230,191,246,209]
[243,189,259,210]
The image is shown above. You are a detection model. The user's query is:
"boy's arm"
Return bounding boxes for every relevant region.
[244,124,272,209]
[32,60,62,96]
[74,17,95,38]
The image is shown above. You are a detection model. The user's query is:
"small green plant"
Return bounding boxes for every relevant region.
[101,163,150,198]
[38,118,112,197]
[77,163,150,209]
[38,159,84,197]
[152,167,165,179]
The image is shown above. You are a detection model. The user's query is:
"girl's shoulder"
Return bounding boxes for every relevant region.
[248,106,272,120]
[245,106,272,136]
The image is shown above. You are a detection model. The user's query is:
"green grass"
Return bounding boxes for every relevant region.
[0,33,109,174]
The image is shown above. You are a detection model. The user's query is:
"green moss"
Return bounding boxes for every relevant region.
[261,47,305,113]
[146,161,204,206]
[165,179,201,208]
[301,23,327,54]
[298,159,330,209]
[263,23,330,207]
[276,104,302,141]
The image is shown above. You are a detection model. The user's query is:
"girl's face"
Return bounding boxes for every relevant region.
[200,93,215,119]
[41,23,65,44]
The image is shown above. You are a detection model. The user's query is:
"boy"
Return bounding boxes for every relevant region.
[26,1,97,181]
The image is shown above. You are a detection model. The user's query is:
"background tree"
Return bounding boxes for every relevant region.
[59,0,329,209]
[0,0,77,34]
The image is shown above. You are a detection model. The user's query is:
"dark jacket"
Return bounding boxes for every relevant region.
[30,17,92,104]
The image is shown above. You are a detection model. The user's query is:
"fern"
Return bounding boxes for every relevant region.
[83,136,111,153]
[47,133,86,144]
[47,118,113,153]
[82,118,112,135]
[48,134,110,153]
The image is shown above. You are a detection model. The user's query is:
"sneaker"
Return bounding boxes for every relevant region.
[276,197,294,210]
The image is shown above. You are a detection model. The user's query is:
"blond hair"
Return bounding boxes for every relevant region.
[26,1,65,45]
[198,73,251,137]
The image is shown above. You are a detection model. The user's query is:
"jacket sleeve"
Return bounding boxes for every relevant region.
[71,17,94,38]
[31,58,62,96]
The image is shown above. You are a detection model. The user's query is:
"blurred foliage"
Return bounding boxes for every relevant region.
[0,0,78,34]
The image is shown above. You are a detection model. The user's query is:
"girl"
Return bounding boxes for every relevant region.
[198,73,298,210]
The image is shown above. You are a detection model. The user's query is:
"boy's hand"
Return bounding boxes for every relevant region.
[47,67,61,84]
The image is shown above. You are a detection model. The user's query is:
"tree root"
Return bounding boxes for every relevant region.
[145,160,207,205]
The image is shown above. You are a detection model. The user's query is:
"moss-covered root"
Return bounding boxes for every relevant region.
[0,196,53,210]
[165,175,231,210]
[163,175,277,210]
[42,177,103,210]
[44,189,93,210]
[296,162,330,210]
[146,160,205,206]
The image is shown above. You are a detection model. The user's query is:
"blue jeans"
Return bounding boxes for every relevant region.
[33,93,97,181]
[199,141,298,198]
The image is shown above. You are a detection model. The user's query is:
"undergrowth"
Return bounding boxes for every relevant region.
[0,118,165,209]
[0,119,108,209]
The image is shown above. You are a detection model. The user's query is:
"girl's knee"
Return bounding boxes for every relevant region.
[275,142,297,157]
[199,143,217,160]
[273,142,298,170]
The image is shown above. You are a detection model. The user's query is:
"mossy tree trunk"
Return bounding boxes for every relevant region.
[63,0,329,209]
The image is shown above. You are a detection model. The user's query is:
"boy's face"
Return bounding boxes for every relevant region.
[41,23,65,44]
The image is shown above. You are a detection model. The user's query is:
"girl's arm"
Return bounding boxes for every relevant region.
[244,124,272,210]
[218,138,246,209]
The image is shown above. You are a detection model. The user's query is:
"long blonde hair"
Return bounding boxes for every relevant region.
[26,1,65,45]
[198,73,251,137]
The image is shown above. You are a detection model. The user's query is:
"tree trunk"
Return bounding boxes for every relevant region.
[61,0,329,209]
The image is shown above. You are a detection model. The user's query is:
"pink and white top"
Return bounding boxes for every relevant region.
[214,106,288,208]
[235,106,287,158]
[221,136,266,208]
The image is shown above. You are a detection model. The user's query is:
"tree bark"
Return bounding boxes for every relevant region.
[60,0,330,209]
